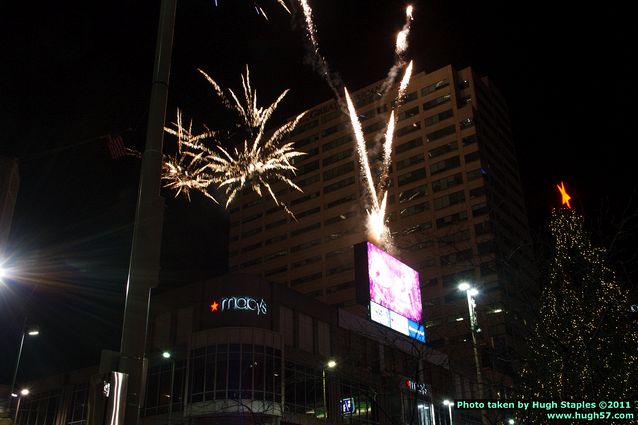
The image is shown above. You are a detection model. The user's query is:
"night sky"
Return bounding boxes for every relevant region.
[1,0,635,382]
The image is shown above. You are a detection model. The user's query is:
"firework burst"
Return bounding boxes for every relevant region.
[161,109,218,202]
[198,66,307,217]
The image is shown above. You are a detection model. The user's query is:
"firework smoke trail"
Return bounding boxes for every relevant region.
[297,0,344,105]
[378,5,414,98]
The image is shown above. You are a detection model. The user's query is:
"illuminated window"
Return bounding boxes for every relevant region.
[421,78,449,96]
[423,94,451,110]
[433,190,465,210]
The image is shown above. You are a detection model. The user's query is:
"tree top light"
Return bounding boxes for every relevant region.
[556,181,572,208]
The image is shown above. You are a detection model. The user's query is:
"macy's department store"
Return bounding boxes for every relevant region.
[15,273,477,425]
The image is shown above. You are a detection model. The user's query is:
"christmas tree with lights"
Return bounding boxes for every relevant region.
[519,183,637,422]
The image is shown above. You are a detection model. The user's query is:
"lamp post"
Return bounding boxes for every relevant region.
[322,360,336,422]
[443,400,454,425]
[13,388,30,424]
[10,320,39,402]
[458,283,484,399]
[162,351,176,425]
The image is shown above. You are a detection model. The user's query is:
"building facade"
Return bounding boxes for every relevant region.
[14,274,487,425]
[227,65,537,392]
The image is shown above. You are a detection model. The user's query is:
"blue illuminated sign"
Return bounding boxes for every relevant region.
[340,397,355,415]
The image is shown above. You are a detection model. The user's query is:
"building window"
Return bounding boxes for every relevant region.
[290,238,321,253]
[424,109,453,126]
[396,153,425,171]
[242,242,262,253]
[323,148,353,166]
[428,141,458,159]
[322,134,352,152]
[396,121,422,138]
[290,222,321,237]
[291,191,320,206]
[298,160,320,176]
[462,134,478,146]
[265,233,287,245]
[265,266,287,277]
[241,227,262,238]
[432,172,463,193]
[291,272,323,287]
[474,221,491,235]
[324,211,356,226]
[265,218,287,230]
[436,210,468,229]
[297,173,321,188]
[400,201,430,218]
[433,190,465,210]
[439,229,471,244]
[466,168,483,181]
[296,206,321,219]
[324,176,355,193]
[291,255,322,269]
[430,156,460,175]
[472,202,489,217]
[395,136,423,154]
[426,124,456,142]
[323,161,354,181]
[440,248,473,266]
[421,78,449,96]
[397,106,420,121]
[280,306,294,345]
[326,194,355,209]
[397,168,427,186]
[423,94,451,110]
[398,184,427,203]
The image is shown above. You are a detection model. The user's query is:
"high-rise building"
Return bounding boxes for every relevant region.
[228,65,537,392]
[0,157,19,255]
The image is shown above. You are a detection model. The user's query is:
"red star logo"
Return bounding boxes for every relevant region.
[210,301,219,312]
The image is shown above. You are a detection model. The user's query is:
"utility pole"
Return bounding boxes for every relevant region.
[117,0,177,424]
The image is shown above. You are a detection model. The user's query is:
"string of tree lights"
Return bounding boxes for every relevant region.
[517,183,638,424]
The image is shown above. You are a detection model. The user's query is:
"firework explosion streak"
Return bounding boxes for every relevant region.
[161,109,219,202]
[344,58,413,249]
[194,66,307,217]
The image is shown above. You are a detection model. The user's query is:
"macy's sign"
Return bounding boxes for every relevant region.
[210,296,268,315]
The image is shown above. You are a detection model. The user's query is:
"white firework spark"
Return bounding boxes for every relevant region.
[199,66,308,217]
[344,56,414,249]
[161,109,219,202]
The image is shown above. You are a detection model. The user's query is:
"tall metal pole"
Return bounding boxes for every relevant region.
[118,0,176,423]
[168,359,175,425]
[465,290,488,425]
[10,318,27,398]
[322,369,327,422]
[465,290,484,399]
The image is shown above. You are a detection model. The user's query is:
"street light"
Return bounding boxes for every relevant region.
[508,419,515,424]
[14,388,30,424]
[443,400,454,425]
[10,320,39,400]
[162,351,176,425]
[322,359,337,421]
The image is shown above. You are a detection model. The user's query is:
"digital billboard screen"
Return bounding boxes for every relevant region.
[355,241,425,343]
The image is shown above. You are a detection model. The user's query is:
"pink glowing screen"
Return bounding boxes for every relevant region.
[367,242,422,322]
